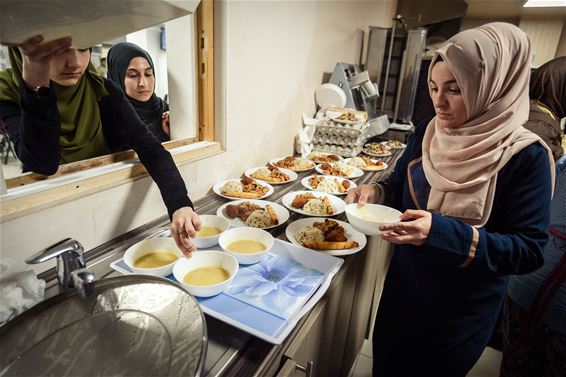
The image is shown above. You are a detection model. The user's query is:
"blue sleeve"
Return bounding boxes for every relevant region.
[380,120,428,209]
[99,80,193,218]
[0,83,61,175]
[424,144,551,275]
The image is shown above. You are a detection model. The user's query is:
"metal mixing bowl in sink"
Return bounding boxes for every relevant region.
[0,275,206,377]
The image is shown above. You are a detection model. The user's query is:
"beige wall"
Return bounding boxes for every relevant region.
[460,17,519,31]
[519,16,565,67]
[460,16,565,67]
[554,23,566,58]
[0,0,397,273]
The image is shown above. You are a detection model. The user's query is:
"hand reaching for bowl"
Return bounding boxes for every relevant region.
[345,183,381,205]
[379,209,431,246]
[171,207,202,257]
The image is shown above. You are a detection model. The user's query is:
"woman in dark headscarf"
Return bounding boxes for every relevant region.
[107,42,170,142]
[524,56,566,161]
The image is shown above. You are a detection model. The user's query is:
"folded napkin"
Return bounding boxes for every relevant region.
[0,259,46,326]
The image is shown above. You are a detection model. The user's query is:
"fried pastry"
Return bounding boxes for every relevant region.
[222,191,263,199]
[302,241,359,250]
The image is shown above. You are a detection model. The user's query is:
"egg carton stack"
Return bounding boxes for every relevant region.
[312,114,390,157]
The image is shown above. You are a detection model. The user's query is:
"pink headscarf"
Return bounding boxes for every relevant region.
[421,22,555,226]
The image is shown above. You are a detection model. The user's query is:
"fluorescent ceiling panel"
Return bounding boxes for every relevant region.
[524,0,566,7]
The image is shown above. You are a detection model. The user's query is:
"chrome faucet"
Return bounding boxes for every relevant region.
[26,238,95,295]
[71,269,96,298]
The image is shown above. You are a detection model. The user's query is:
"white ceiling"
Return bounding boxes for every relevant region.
[465,0,566,18]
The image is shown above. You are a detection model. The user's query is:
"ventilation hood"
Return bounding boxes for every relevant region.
[397,0,468,29]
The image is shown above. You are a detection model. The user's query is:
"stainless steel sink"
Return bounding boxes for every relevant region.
[0,275,206,377]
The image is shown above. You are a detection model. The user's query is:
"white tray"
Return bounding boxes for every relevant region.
[111,239,343,344]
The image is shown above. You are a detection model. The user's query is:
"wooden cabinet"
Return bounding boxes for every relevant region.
[273,238,392,377]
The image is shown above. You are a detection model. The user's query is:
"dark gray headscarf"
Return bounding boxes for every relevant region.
[530,56,566,119]
[107,42,169,142]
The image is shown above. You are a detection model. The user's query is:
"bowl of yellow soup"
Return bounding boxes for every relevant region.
[218,227,274,265]
[173,250,239,297]
[123,238,182,277]
[345,203,402,236]
[193,215,231,249]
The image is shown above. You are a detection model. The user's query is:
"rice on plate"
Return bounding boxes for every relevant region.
[316,179,340,193]
[221,181,244,192]
[347,157,366,168]
[294,226,325,244]
[245,209,272,228]
[303,199,327,215]
[334,162,352,175]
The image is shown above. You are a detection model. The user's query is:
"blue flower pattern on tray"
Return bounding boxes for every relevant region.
[226,254,324,319]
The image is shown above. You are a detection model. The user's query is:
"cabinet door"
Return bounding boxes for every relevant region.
[275,359,299,377]
[282,256,359,377]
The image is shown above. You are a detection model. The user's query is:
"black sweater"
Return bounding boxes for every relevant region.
[0,79,192,218]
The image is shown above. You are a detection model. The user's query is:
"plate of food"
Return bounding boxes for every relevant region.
[344,156,388,172]
[285,218,367,256]
[315,162,364,179]
[213,178,274,200]
[362,143,392,157]
[281,190,346,217]
[269,156,315,172]
[300,175,357,196]
[381,140,406,149]
[328,110,366,125]
[245,166,297,185]
[217,199,290,230]
[304,151,343,164]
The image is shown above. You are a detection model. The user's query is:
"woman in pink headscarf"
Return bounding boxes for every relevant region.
[346,23,554,376]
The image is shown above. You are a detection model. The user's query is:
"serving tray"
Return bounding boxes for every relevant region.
[111,239,343,344]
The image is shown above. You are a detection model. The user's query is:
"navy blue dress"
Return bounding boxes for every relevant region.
[372,120,552,377]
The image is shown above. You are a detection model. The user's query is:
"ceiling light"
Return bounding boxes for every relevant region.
[524,0,566,7]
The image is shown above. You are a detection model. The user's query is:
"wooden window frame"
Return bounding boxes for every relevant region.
[1,0,216,221]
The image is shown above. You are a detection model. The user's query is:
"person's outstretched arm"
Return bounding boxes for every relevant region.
[99,79,200,256]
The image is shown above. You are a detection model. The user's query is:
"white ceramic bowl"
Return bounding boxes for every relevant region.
[123,237,182,277]
[193,215,231,249]
[218,227,274,265]
[173,250,239,297]
[345,203,403,236]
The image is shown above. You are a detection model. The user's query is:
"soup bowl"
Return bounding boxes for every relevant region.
[123,237,182,277]
[218,227,274,265]
[345,203,403,236]
[193,215,231,249]
[172,250,239,297]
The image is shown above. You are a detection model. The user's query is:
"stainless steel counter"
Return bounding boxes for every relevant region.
[38,149,403,377]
